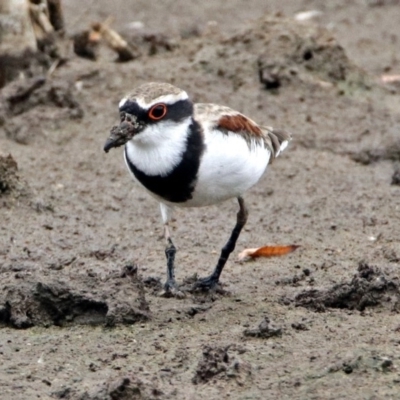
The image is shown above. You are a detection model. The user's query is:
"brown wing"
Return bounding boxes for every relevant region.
[216,114,291,160]
[217,114,264,138]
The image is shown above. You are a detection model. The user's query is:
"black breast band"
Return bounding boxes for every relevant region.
[125,120,204,203]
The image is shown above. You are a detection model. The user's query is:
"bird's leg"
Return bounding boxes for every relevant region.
[164,223,178,291]
[159,203,183,297]
[194,196,248,291]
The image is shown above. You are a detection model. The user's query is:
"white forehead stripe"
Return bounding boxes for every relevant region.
[119,97,128,108]
[136,91,189,109]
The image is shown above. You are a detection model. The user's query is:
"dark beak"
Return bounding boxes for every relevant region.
[104,117,139,153]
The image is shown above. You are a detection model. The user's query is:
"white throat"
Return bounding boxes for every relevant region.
[125,117,192,177]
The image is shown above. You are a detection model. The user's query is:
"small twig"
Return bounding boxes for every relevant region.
[92,20,138,62]
[47,59,60,77]
[29,2,54,36]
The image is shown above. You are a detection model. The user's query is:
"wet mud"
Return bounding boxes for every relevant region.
[1,1,400,399]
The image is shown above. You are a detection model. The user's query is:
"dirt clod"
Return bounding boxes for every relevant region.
[108,377,145,400]
[0,76,83,143]
[351,140,400,165]
[291,322,309,331]
[65,374,164,400]
[193,345,230,384]
[0,154,20,194]
[0,153,31,205]
[293,262,400,312]
[391,165,400,185]
[326,353,396,377]
[193,345,251,385]
[243,316,282,338]
[143,276,163,295]
[0,271,150,328]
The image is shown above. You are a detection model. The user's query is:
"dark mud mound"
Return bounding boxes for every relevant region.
[392,165,400,185]
[0,265,150,328]
[0,153,31,206]
[0,76,83,144]
[191,15,369,90]
[123,28,179,57]
[293,262,400,312]
[325,353,395,377]
[0,50,51,89]
[255,18,367,90]
[54,375,164,400]
[351,139,400,165]
[193,345,252,386]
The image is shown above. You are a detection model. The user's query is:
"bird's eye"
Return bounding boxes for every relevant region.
[120,112,125,122]
[148,104,167,120]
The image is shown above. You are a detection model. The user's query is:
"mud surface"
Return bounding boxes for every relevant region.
[1,1,400,399]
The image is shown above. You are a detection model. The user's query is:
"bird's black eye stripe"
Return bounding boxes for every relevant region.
[159,99,193,122]
[118,98,194,125]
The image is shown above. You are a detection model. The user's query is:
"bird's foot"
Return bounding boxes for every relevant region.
[192,274,220,292]
[160,279,185,299]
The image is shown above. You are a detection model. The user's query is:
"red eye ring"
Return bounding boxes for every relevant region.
[148,103,167,120]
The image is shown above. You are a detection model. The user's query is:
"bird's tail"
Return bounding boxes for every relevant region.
[262,127,292,161]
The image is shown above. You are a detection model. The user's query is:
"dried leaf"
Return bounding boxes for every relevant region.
[238,245,300,262]
[381,75,400,84]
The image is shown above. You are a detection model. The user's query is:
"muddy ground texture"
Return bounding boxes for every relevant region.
[1,1,400,399]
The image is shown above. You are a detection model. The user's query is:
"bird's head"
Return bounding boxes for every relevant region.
[103,82,193,153]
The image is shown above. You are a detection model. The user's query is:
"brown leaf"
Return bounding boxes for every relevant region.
[381,74,400,84]
[238,245,300,262]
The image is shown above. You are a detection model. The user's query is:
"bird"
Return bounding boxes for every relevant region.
[103,82,291,296]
